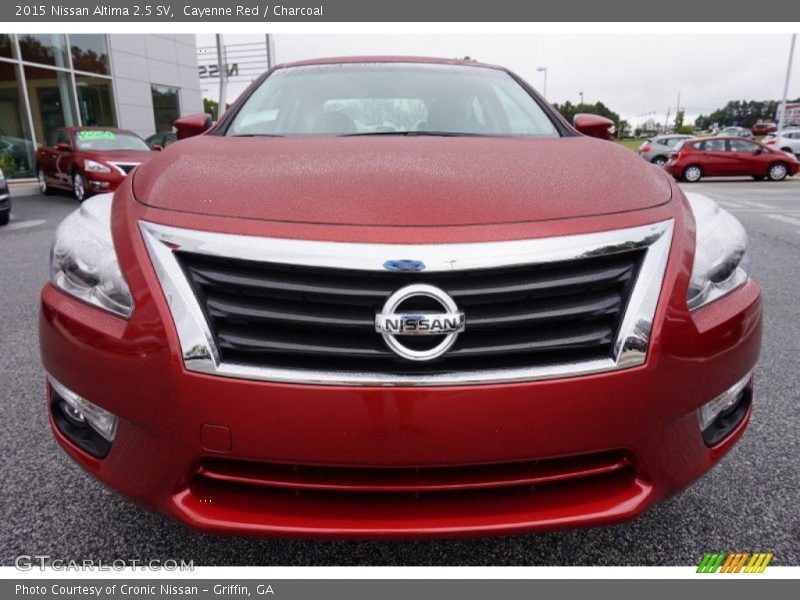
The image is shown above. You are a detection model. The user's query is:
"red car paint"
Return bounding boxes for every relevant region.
[36,127,154,200]
[665,136,799,181]
[40,57,762,538]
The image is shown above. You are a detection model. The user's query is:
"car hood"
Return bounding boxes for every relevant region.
[133,136,672,226]
[82,150,154,165]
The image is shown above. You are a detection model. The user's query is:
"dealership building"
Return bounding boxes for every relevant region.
[0,34,203,180]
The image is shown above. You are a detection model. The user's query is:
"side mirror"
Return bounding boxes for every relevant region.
[573,113,615,140]
[173,113,212,140]
[56,142,70,152]
[151,144,163,151]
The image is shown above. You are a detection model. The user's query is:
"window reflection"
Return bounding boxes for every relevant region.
[18,34,69,68]
[70,34,110,75]
[24,65,77,145]
[0,61,35,177]
[76,74,116,127]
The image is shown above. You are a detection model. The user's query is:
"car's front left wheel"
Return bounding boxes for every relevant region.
[0,211,9,226]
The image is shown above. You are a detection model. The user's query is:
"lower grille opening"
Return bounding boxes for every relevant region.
[179,450,648,535]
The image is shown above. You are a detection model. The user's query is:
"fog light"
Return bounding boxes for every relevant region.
[59,400,87,428]
[698,371,753,447]
[48,375,117,458]
[90,181,110,189]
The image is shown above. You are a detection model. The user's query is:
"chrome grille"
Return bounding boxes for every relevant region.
[176,250,644,373]
[140,220,673,386]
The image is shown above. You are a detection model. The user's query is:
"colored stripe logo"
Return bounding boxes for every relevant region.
[697,552,773,573]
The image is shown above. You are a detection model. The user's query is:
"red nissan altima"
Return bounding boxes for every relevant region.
[40,57,761,538]
[36,127,155,201]
[665,135,799,182]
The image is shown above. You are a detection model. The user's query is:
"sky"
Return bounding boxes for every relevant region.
[196,33,799,126]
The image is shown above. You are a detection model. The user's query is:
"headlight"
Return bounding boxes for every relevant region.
[84,159,111,173]
[686,193,749,311]
[50,195,134,318]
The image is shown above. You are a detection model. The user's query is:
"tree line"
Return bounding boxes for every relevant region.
[694,99,800,129]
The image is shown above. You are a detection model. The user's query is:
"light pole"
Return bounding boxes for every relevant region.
[579,91,584,105]
[777,33,797,140]
[536,66,547,100]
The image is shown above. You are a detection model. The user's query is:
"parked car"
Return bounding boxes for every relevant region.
[41,57,762,538]
[665,136,799,182]
[36,127,155,201]
[0,168,9,226]
[762,128,800,157]
[716,126,753,138]
[145,131,177,149]
[751,122,777,136]
[638,134,693,166]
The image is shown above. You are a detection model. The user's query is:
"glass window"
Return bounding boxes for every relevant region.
[0,34,13,59]
[151,85,180,133]
[56,129,71,148]
[18,34,69,68]
[75,74,116,127]
[0,61,35,178]
[730,140,759,153]
[24,65,77,145]
[73,129,150,152]
[703,139,727,152]
[46,129,60,147]
[228,63,560,137]
[69,34,110,75]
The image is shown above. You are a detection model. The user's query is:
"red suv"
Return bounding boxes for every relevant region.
[665,136,799,182]
[40,57,761,538]
[36,127,155,201]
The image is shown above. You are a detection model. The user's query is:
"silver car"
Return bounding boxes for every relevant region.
[765,128,800,157]
[638,134,693,166]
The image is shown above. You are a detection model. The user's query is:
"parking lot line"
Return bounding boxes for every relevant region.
[1,219,47,232]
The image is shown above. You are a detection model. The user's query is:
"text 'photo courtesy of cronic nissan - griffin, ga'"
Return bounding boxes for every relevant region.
[39,56,761,538]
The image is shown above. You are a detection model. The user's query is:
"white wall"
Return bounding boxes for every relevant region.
[109,34,203,138]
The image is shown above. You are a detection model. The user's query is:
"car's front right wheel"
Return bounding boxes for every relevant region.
[72,171,89,202]
[38,168,52,195]
[767,162,788,182]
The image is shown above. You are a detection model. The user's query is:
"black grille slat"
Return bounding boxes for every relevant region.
[176,248,645,374]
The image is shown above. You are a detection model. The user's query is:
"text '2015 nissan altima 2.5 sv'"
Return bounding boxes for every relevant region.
[40,57,761,538]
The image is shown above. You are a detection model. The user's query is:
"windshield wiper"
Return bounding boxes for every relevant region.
[341,131,488,137]
[230,133,284,137]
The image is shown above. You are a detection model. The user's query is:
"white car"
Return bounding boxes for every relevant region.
[764,129,800,157]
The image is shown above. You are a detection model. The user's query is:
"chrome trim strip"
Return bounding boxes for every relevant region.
[140,219,674,387]
[108,162,141,177]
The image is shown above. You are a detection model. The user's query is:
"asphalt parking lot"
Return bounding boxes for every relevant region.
[1,179,799,566]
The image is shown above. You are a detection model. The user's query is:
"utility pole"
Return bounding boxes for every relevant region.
[216,34,228,113]
[664,107,671,134]
[537,66,548,100]
[675,92,681,128]
[777,33,797,140]
[579,91,584,105]
[265,34,275,70]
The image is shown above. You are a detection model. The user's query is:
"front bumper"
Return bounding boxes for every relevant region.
[40,285,762,537]
[82,170,126,193]
[39,182,763,538]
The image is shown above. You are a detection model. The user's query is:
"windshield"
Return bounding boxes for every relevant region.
[227,63,560,137]
[74,130,151,151]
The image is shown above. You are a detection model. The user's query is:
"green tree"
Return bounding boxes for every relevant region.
[695,98,800,129]
[203,98,219,121]
[552,100,622,136]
